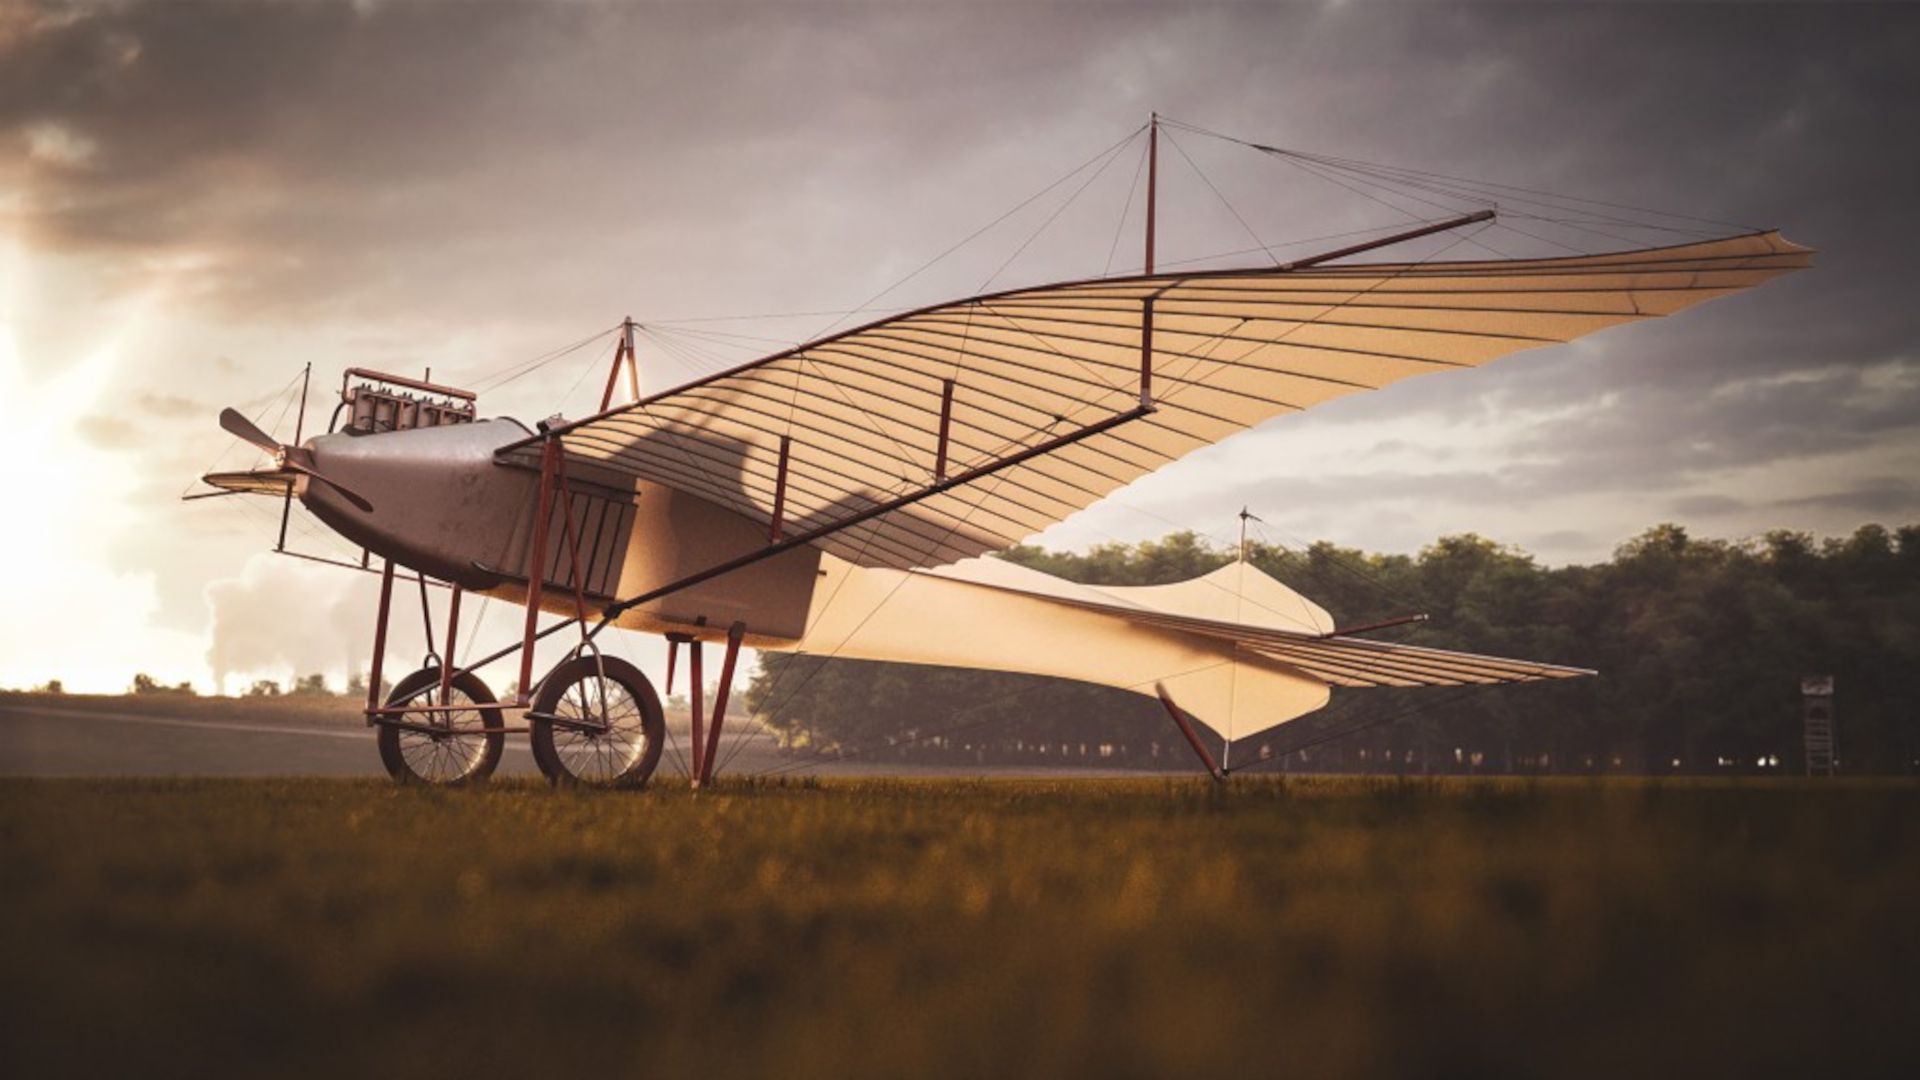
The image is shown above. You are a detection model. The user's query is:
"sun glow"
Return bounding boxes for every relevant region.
[0,258,205,693]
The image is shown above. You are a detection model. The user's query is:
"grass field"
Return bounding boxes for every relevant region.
[2,777,1914,1078]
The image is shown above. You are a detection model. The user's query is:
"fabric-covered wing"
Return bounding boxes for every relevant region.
[509,231,1810,571]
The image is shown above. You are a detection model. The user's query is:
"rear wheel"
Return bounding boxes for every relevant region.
[529,654,664,788]
[375,667,506,786]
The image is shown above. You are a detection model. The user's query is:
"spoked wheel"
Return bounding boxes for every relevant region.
[529,654,665,788]
[375,667,506,786]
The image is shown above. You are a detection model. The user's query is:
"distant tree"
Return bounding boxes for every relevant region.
[173,681,196,696]
[38,679,64,695]
[290,673,330,697]
[246,679,282,698]
[344,671,367,699]
[131,673,193,696]
[746,521,1920,775]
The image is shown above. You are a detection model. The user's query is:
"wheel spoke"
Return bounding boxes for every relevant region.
[385,678,496,785]
[538,664,654,785]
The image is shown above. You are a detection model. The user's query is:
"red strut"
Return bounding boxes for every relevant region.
[1154,682,1225,781]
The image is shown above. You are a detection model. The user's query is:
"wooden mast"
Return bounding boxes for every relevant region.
[1144,112,1158,274]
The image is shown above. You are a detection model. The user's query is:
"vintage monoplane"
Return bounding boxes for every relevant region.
[190,118,1810,786]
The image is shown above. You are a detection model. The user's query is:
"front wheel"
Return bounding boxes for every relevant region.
[529,654,665,788]
[375,666,506,785]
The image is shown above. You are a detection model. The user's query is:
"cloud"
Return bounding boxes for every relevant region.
[1775,478,1920,517]
[1669,495,1748,518]
[3,0,1918,690]
[23,120,95,167]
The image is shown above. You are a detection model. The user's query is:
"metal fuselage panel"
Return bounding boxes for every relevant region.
[301,419,538,588]
[297,419,821,643]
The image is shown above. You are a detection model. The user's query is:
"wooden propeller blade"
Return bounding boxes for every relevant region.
[282,459,375,513]
[219,409,374,512]
[218,407,284,455]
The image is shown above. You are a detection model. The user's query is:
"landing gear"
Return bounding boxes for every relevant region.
[529,654,665,788]
[376,666,506,785]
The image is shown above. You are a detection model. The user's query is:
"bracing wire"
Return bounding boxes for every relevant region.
[1159,114,1757,233]
[1103,136,1151,277]
[182,367,307,497]
[1162,129,1282,266]
[1226,682,1506,776]
[804,123,1148,344]
[522,116,1690,778]
[754,657,1238,779]
[468,324,623,396]
[978,127,1142,293]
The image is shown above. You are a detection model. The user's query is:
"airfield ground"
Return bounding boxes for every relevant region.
[1,776,1913,1078]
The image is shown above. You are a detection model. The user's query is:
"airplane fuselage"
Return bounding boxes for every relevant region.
[297,419,823,646]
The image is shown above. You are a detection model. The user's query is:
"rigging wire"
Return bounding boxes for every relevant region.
[754,657,1239,779]
[978,127,1142,293]
[555,336,621,416]
[422,116,1666,773]
[730,278,1396,772]
[1244,513,1432,620]
[731,331,1174,774]
[1226,682,1506,776]
[1148,220,1493,414]
[1159,114,1757,232]
[1162,129,1282,266]
[1156,114,1752,260]
[183,367,307,496]
[803,123,1148,345]
[1283,145,1741,238]
[648,305,912,326]
[1103,135,1151,277]
[1276,154,1610,254]
[729,429,1056,774]
[468,323,623,395]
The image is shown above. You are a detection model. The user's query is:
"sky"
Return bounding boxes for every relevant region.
[2,0,1916,694]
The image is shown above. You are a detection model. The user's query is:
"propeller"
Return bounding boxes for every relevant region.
[218,407,375,513]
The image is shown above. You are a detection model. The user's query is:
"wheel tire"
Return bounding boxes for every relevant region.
[528,655,665,788]
[375,667,506,786]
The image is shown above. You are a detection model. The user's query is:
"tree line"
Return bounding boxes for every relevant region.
[744,524,1920,775]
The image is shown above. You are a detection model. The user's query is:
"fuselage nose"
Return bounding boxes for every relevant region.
[297,420,538,588]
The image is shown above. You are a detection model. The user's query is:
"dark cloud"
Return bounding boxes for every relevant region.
[5,0,1917,638]
[134,391,199,419]
[1669,494,1748,518]
[1776,477,1920,517]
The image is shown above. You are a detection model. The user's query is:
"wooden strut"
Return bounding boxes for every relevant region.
[689,636,705,781]
[600,318,640,411]
[364,558,474,725]
[1282,209,1494,271]
[1139,297,1154,407]
[601,403,1153,623]
[1139,113,1159,406]
[1144,112,1158,275]
[934,378,955,482]
[1154,682,1226,781]
[517,437,562,704]
[275,362,311,553]
[696,621,748,789]
[437,585,463,705]
[768,435,791,543]
[513,435,603,709]
[553,465,596,636]
[365,559,396,721]
[664,632,691,694]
